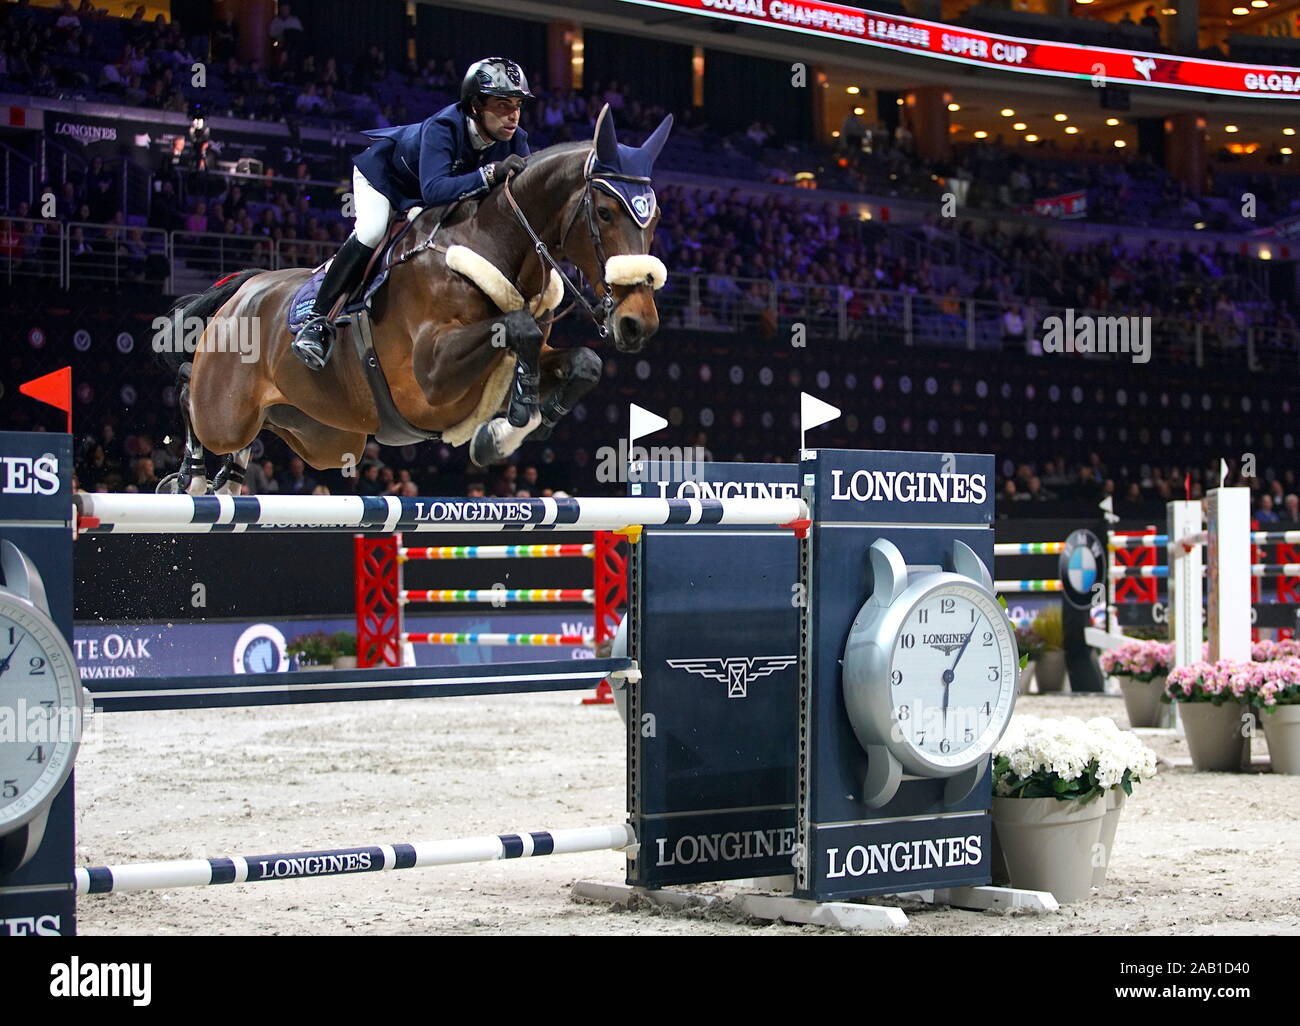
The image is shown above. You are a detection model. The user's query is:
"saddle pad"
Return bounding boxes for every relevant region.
[287,267,327,334]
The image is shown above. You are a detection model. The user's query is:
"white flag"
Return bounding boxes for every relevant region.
[629,403,668,444]
[800,393,841,447]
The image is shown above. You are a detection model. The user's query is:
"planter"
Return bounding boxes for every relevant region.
[1091,788,1127,888]
[1034,650,1066,693]
[1018,664,1035,695]
[1179,700,1248,772]
[992,795,1106,903]
[332,655,358,670]
[1119,675,1167,728]
[1261,704,1300,775]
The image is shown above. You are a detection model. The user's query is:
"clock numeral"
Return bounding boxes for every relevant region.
[27,745,46,764]
[6,626,16,645]
[29,656,46,675]
[981,701,991,716]
[915,731,926,744]
[965,729,975,743]
[899,634,915,650]
[970,607,978,622]
[940,598,955,614]
[890,669,903,687]
[939,738,951,754]
[897,705,910,720]
[917,608,928,624]
[1,780,16,799]
[982,631,993,646]
[987,666,1000,682]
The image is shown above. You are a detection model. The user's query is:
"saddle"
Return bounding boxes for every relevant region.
[286,210,443,447]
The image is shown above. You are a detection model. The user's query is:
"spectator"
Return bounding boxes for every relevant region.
[277,455,317,495]
[1257,494,1280,524]
[269,3,304,56]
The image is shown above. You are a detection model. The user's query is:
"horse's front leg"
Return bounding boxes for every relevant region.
[414,309,543,428]
[526,346,603,443]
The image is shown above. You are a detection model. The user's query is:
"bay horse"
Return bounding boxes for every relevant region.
[155,105,670,493]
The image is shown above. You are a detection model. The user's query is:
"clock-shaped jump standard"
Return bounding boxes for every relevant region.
[0,539,86,874]
[841,538,1019,809]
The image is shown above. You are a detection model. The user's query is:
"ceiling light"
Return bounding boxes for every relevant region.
[1283,147,1294,155]
[1013,122,1027,131]
[1225,125,1239,133]
[974,130,988,139]
[847,86,860,94]
[1025,134,1040,142]
[1231,5,1249,12]
[1065,126,1080,134]
[1106,117,1120,126]
[896,97,904,105]
[1252,1,1269,7]
[1053,113,1068,122]
[1114,139,1127,148]
[1000,108,1015,117]
[948,103,961,112]
[1285,128,1296,135]
[853,107,865,115]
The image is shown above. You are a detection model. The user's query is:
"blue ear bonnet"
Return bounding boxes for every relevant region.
[590,109,673,230]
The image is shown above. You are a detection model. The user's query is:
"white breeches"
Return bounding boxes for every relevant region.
[352,167,393,248]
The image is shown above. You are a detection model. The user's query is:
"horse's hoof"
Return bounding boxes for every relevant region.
[155,473,182,494]
[470,419,507,468]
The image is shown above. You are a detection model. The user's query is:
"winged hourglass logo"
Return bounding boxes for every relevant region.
[665,656,798,698]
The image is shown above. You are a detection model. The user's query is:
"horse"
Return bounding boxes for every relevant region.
[154,105,670,494]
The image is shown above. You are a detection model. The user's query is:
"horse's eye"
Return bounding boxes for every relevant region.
[597,206,613,223]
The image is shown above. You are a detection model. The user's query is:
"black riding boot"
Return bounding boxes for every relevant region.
[291,235,375,370]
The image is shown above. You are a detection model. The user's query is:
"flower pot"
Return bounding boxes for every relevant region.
[1091,788,1127,888]
[1034,650,1066,693]
[1119,675,1167,728]
[332,655,357,670]
[1261,704,1300,775]
[1178,700,1248,772]
[1018,664,1035,695]
[992,795,1106,903]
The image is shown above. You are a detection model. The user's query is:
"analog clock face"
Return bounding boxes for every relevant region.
[888,581,1017,769]
[243,636,279,674]
[0,602,82,831]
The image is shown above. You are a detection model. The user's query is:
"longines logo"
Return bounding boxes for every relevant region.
[830,469,987,504]
[0,454,60,495]
[923,631,971,656]
[666,655,797,698]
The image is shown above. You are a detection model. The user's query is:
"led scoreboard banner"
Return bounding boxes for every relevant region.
[616,0,1300,100]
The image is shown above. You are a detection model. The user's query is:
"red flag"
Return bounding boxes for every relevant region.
[19,366,71,433]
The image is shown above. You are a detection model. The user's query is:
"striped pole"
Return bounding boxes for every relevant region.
[77,823,636,895]
[993,542,1064,556]
[399,588,594,604]
[995,579,1063,592]
[403,633,590,646]
[1250,531,1300,545]
[75,494,810,535]
[400,544,595,561]
[1109,534,1168,550]
[1109,564,1300,578]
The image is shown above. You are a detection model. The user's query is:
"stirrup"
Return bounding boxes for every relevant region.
[292,315,335,370]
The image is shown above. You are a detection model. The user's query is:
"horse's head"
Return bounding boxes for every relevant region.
[560,104,671,353]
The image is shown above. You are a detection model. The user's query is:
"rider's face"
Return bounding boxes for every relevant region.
[480,97,522,141]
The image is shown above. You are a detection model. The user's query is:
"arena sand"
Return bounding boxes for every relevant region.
[74,692,1300,936]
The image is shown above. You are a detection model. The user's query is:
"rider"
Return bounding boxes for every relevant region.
[291,57,534,370]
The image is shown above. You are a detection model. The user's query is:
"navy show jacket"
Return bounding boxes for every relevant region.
[353,102,530,210]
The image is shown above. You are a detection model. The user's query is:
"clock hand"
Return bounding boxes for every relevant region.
[0,640,21,677]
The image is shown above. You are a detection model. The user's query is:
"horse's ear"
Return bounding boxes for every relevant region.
[593,103,618,164]
[639,113,673,166]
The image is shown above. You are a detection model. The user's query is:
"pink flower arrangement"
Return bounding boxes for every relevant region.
[1100,640,1173,681]
[1244,657,1300,710]
[1251,639,1300,662]
[1165,660,1256,704]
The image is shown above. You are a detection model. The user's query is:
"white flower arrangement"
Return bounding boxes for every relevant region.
[993,715,1157,802]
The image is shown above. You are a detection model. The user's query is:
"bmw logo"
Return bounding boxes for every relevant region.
[1059,529,1106,609]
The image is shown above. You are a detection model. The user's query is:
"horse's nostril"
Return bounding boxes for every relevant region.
[619,316,641,340]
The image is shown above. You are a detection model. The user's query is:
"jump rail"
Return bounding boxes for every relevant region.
[75,494,811,535]
[77,824,637,895]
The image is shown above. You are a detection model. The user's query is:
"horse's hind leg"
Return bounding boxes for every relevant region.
[212,445,253,495]
[263,405,367,477]
[170,378,211,495]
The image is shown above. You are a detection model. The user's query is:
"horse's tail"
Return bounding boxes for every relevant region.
[154,269,263,381]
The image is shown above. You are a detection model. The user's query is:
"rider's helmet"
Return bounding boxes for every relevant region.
[460,57,534,116]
